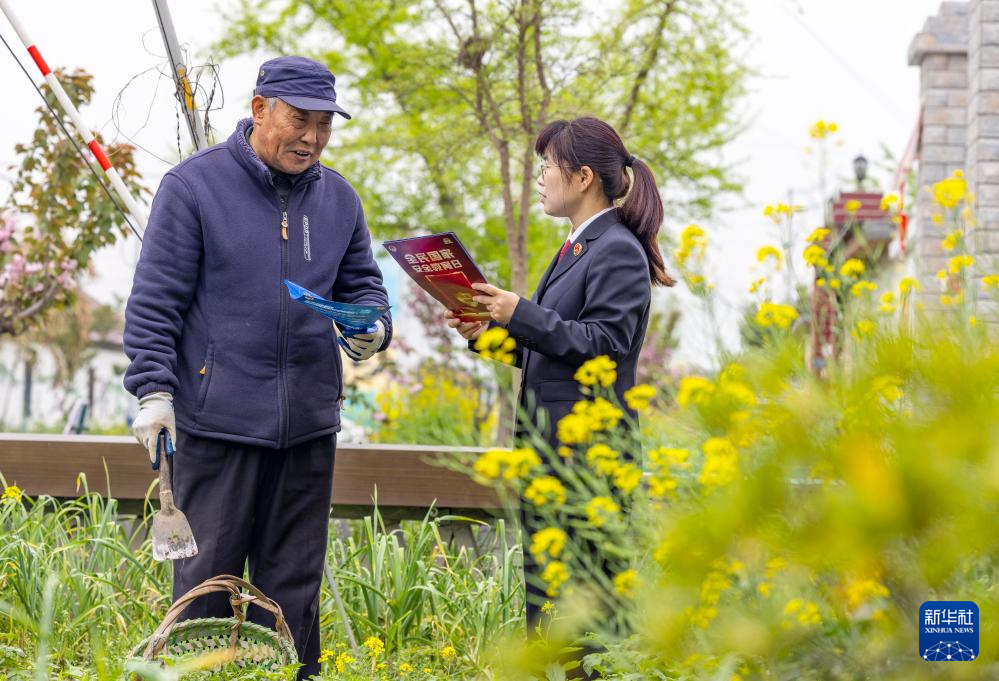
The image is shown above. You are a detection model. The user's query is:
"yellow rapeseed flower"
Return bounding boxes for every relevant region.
[803,244,828,268]
[318,649,334,664]
[530,527,567,564]
[816,278,826,288]
[839,258,865,278]
[335,652,356,673]
[879,291,895,314]
[931,213,944,225]
[850,281,877,298]
[473,448,541,482]
[623,384,656,411]
[676,376,713,407]
[982,274,999,290]
[613,569,639,598]
[872,375,903,402]
[649,447,691,470]
[585,443,620,476]
[932,170,967,208]
[541,560,570,596]
[783,599,822,627]
[898,277,921,294]
[843,577,890,612]
[556,412,592,445]
[474,326,517,364]
[765,557,787,578]
[879,192,899,211]
[441,645,457,660]
[756,245,783,267]
[574,355,617,388]
[675,224,708,265]
[755,302,799,329]
[399,663,414,674]
[363,636,385,657]
[845,199,862,214]
[806,227,830,243]
[648,473,677,499]
[2,485,23,504]
[698,437,739,487]
[942,229,963,251]
[524,476,567,506]
[763,203,804,224]
[613,463,643,494]
[586,496,621,527]
[718,374,757,406]
[749,277,765,294]
[809,120,838,139]
[940,292,964,306]
[852,319,876,339]
[572,397,623,432]
[829,278,841,289]
[948,254,974,274]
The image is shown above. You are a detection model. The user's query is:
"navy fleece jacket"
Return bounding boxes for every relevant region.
[123,118,391,448]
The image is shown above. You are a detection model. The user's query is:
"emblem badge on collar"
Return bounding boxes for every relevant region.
[573,242,583,257]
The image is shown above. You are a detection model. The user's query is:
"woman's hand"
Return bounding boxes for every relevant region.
[445,310,486,341]
[470,283,520,325]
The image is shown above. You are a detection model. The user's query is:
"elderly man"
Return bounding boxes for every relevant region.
[123,56,391,678]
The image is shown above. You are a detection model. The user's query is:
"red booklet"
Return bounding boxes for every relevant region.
[382,232,491,322]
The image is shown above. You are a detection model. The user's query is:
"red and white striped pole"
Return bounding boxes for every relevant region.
[0,0,148,232]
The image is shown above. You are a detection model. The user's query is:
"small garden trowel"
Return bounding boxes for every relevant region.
[151,430,198,561]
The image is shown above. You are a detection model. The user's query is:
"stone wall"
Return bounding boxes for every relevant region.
[908,1,969,290]
[967,0,999,265]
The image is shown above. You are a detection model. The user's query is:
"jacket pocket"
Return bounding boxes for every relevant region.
[194,343,215,413]
[537,379,582,403]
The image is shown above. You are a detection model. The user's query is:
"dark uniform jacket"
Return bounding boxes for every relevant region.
[502,209,652,450]
[123,118,391,448]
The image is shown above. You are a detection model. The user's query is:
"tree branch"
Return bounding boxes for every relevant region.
[620,0,678,136]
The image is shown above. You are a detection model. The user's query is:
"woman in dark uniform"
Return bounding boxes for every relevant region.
[446,116,674,629]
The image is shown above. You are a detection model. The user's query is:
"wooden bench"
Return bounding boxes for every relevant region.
[0,434,503,519]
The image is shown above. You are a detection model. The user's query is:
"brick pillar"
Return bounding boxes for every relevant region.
[908,2,969,291]
[968,0,999,277]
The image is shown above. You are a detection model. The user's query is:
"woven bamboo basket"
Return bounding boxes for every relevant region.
[128,575,298,677]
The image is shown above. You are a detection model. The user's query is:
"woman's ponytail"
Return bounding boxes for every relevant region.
[620,158,675,287]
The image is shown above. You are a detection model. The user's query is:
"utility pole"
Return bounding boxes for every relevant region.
[151,0,209,152]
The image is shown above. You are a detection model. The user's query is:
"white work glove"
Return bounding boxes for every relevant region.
[339,320,386,361]
[131,391,176,465]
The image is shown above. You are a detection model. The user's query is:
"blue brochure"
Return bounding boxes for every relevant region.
[283,280,388,336]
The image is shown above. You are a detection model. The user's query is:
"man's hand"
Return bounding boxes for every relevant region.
[132,392,175,465]
[445,310,486,341]
[340,320,386,361]
[470,283,520,325]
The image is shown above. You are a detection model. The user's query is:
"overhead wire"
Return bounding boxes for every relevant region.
[776,0,909,120]
[104,63,178,166]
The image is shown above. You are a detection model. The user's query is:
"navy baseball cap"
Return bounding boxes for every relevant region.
[254,56,351,119]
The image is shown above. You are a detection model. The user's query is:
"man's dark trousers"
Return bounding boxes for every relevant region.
[170,431,336,680]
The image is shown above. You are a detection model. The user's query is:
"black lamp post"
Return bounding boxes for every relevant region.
[853,154,868,189]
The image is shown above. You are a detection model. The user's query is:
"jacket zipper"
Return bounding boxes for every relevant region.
[278,195,291,447]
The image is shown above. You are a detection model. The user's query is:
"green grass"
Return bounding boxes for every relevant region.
[0,478,523,680]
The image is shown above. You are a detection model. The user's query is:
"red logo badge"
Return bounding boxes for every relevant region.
[573,242,583,257]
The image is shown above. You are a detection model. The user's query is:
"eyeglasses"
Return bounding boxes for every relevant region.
[538,160,562,176]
